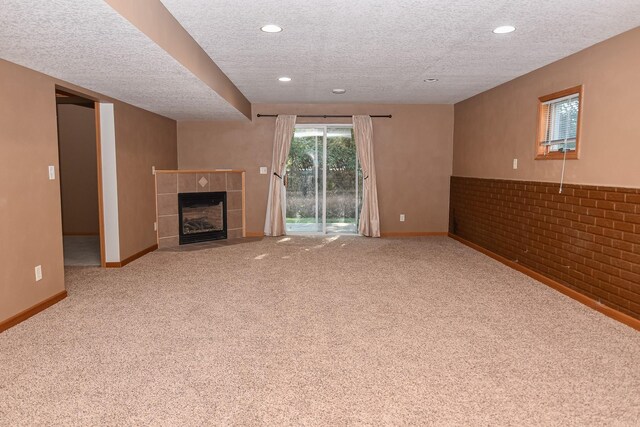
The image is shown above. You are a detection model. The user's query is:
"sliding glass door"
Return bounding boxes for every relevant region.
[286,127,324,233]
[286,125,361,234]
[325,127,360,233]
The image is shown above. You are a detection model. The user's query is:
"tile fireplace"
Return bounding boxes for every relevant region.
[155,170,245,248]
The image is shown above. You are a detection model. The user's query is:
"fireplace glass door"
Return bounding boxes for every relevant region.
[178,192,227,244]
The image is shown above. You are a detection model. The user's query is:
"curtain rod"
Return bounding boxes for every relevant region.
[256,114,392,118]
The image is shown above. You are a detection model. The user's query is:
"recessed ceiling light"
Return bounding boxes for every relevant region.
[278,77,291,82]
[424,78,439,82]
[261,24,282,33]
[493,25,516,34]
[332,89,346,94]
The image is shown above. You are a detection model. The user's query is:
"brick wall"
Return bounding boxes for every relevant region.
[449,176,640,319]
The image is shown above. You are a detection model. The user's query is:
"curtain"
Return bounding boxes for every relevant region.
[353,115,380,237]
[264,115,296,236]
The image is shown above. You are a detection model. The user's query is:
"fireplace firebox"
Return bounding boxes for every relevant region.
[178,192,227,244]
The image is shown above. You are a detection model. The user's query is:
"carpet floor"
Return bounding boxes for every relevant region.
[1,236,639,426]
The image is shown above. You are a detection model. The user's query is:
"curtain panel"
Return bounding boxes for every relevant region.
[353,115,380,237]
[264,115,296,236]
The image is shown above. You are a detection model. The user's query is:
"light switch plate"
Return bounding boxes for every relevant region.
[513,159,518,169]
[35,265,42,281]
[400,214,405,222]
[48,166,55,180]
[260,167,268,175]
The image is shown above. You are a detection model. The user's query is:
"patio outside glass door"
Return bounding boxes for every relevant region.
[286,125,362,234]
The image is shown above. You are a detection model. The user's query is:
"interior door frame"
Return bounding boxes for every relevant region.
[55,86,106,267]
[288,124,359,235]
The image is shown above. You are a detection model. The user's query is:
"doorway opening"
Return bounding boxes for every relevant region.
[55,89,104,266]
[286,125,362,234]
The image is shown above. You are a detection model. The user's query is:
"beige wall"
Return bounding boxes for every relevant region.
[0,58,177,324]
[57,104,100,235]
[178,104,454,234]
[115,103,177,259]
[0,60,66,322]
[453,27,640,188]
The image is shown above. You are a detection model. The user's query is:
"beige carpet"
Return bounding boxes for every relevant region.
[1,236,639,426]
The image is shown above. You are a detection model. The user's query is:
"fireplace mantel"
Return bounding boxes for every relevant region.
[154,169,246,248]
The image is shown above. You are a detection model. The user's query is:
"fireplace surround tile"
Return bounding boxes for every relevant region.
[209,173,226,191]
[156,173,177,194]
[158,236,179,249]
[178,174,197,193]
[227,173,242,191]
[158,215,179,239]
[196,173,210,192]
[157,194,178,216]
[227,228,243,239]
[228,209,243,230]
[227,191,242,210]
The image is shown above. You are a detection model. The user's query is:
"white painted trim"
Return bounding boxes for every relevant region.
[99,103,120,262]
[322,128,327,234]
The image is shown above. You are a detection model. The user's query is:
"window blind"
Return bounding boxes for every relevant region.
[541,93,579,147]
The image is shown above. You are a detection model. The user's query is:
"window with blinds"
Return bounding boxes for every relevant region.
[536,85,583,160]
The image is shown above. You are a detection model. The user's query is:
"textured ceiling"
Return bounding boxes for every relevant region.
[0,0,245,120]
[1,1,638,120]
[161,0,640,104]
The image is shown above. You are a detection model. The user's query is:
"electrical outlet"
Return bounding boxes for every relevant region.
[153,221,157,231]
[513,158,518,169]
[48,166,55,180]
[260,167,268,175]
[35,265,42,281]
[400,214,405,222]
